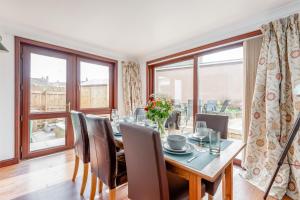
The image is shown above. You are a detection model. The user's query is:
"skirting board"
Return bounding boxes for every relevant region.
[0,158,18,168]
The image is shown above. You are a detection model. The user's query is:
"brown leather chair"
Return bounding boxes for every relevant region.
[85,115,127,200]
[195,113,229,200]
[120,123,206,200]
[70,111,90,196]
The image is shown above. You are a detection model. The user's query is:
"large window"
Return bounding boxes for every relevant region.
[154,59,194,131]
[150,45,244,140]
[198,46,244,139]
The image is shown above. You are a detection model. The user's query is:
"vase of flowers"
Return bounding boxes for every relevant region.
[144,94,173,136]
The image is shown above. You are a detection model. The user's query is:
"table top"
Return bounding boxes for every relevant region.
[114,133,245,182]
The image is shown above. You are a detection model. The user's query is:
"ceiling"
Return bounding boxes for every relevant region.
[0,0,296,58]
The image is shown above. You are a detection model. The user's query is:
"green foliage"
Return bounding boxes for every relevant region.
[145,94,173,122]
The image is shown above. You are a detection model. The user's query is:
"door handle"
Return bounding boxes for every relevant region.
[67,101,71,112]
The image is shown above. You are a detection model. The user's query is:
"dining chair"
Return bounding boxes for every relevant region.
[120,123,206,200]
[85,115,127,200]
[165,110,181,129]
[195,113,229,200]
[70,111,90,196]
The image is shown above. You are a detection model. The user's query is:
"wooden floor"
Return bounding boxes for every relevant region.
[0,150,291,200]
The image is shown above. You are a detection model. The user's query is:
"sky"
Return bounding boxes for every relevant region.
[30,53,109,83]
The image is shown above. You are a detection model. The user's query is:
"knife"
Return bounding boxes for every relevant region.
[187,154,200,163]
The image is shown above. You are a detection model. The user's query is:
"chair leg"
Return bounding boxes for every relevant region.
[98,178,103,193]
[208,194,214,200]
[80,163,89,195]
[222,175,226,200]
[109,188,116,200]
[90,173,97,200]
[72,156,79,182]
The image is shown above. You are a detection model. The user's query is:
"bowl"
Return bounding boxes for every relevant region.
[167,134,187,150]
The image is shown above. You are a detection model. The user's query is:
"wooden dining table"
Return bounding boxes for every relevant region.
[113,128,245,200]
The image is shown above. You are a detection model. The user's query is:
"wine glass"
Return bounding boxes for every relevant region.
[167,121,176,135]
[195,121,208,152]
[178,114,187,135]
[111,109,119,123]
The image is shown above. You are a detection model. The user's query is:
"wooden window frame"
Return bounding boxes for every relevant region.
[11,36,118,163]
[146,30,262,166]
[76,57,116,115]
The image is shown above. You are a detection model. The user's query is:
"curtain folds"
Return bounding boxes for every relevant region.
[242,36,263,166]
[244,13,300,199]
[122,61,142,115]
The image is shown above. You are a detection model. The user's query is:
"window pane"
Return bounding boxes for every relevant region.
[30,53,67,113]
[30,118,66,152]
[154,60,194,132]
[198,46,243,140]
[80,61,109,109]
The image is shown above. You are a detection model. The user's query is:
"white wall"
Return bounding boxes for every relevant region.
[0,33,15,161]
[0,31,129,162]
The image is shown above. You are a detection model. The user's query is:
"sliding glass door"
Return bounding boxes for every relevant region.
[198,45,244,140]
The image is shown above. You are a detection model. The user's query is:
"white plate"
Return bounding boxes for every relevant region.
[163,143,194,155]
[163,142,187,152]
[188,134,209,142]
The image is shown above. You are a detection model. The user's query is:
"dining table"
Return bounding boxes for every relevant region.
[113,123,245,200]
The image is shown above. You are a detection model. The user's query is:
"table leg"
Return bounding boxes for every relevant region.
[224,161,233,200]
[189,174,202,200]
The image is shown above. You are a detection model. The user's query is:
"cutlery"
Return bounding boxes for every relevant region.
[187,154,200,163]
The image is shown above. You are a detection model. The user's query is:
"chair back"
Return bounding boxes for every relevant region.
[85,115,117,189]
[165,111,181,129]
[70,111,90,163]
[195,113,229,139]
[120,123,169,200]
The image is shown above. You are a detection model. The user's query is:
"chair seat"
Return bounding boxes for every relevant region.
[116,150,127,186]
[202,172,224,196]
[168,172,206,200]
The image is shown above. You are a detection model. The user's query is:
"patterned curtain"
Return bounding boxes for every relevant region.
[244,13,300,199]
[122,61,142,115]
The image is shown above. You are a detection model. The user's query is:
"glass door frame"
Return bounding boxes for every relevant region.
[21,45,76,159]
[17,37,118,160]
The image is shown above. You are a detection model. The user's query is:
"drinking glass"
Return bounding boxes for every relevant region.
[209,130,221,155]
[167,121,176,135]
[195,121,208,152]
[136,114,146,126]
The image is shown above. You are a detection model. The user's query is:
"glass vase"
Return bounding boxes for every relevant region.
[156,118,167,137]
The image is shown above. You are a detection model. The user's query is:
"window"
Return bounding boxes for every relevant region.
[154,59,194,131]
[19,39,117,159]
[79,61,110,109]
[30,53,67,113]
[198,46,244,139]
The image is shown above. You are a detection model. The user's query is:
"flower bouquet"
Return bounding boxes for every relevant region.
[144,94,173,136]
